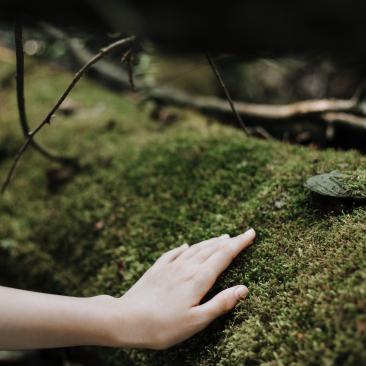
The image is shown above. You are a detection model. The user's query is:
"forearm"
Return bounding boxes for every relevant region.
[0,229,255,351]
[0,286,118,349]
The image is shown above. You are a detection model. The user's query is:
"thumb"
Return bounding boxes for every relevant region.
[194,285,249,321]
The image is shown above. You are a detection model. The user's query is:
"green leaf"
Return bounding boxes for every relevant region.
[304,171,366,199]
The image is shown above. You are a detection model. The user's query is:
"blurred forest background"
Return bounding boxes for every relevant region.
[1,22,366,156]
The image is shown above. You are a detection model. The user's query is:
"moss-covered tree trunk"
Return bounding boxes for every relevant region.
[1,61,365,365]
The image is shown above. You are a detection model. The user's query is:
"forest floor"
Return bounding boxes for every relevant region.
[0,58,366,365]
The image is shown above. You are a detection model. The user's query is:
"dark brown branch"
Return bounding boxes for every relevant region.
[2,35,135,194]
[14,21,76,164]
[14,21,28,137]
[205,52,249,135]
[41,23,134,90]
[121,48,136,91]
[40,36,135,127]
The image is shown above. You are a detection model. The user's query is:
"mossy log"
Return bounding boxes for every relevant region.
[0,61,366,365]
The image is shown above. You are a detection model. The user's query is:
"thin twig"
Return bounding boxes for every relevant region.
[127,53,136,91]
[121,48,136,91]
[351,81,366,104]
[2,35,135,194]
[41,23,133,90]
[14,21,76,164]
[205,52,249,135]
[40,36,135,128]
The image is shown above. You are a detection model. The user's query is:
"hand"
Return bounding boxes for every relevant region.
[0,229,255,350]
[112,228,256,349]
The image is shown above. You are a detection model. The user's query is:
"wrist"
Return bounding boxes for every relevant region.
[88,294,144,348]
[100,294,160,349]
[102,295,145,349]
[83,294,122,347]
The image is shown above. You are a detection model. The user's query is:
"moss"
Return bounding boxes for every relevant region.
[1,60,366,365]
[339,170,366,198]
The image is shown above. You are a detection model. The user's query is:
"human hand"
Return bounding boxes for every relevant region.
[0,229,255,350]
[111,228,256,349]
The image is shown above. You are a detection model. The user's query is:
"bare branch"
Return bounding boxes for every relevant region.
[321,112,366,129]
[121,48,136,91]
[14,21,76,164]
[40,36,135,128]
[14,21,28,137]
[2,35,135,194]
[205,52,249,135]
[150,88,364,120]
[41,23,134,90]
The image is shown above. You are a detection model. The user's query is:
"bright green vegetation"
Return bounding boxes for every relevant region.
[339,170,366,198]
[1,58,366,366]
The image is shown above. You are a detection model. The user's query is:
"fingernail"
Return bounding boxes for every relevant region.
[243,228,255,238]
[220,234,230,239]
[235,285,249,299]
[181,243,189,248]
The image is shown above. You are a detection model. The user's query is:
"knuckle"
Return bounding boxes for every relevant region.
[190,243,200,253]
[205,267,217,280]
[220,244,234,257]
[192,270,209,284]
[195,249,209,261]
[159,252,168,260]
[156,252,168,264]
[177,262,195,277]
[187,309,201,325]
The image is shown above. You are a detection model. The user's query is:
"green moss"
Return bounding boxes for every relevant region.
[1,60,366,365]
[339,170,366,198]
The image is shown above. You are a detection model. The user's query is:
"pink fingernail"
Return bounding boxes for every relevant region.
[235,285,249,299]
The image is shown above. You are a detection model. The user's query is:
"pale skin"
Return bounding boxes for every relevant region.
[0,228,255,350]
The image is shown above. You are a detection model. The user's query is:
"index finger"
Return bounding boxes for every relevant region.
[202,228,256,278]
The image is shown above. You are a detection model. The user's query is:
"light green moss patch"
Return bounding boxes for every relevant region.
[339,170,366,198]
[1,61,366,365]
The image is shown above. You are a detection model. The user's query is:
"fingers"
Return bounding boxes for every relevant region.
[193,234,231,263]
[157,228,254,271]
[192,285,248,320]
[177,234,230,261]
[225,228,256,259]
[203,228,255,276]
[195,234,230,251]
[156,243,189,265]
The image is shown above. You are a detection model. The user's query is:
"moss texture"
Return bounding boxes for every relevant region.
[339,170,366,198]
[1,59,366,365]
